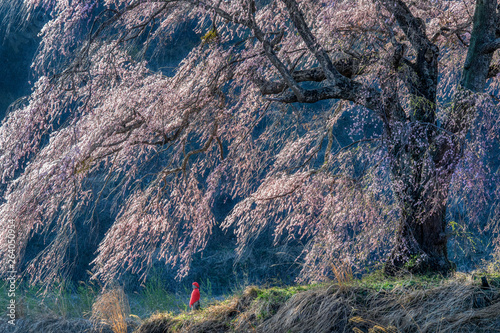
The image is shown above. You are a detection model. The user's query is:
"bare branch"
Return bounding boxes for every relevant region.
[256,58,361,95]
[379,0,431,51]
[247,1,305,101]
[282,0,346,85]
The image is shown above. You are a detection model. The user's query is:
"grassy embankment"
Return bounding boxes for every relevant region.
[137,268,500,333]
[1,266,500,332]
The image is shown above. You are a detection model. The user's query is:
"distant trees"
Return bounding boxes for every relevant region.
[0,0,499,284]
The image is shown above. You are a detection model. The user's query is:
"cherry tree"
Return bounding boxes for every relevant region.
[0,0,499,284]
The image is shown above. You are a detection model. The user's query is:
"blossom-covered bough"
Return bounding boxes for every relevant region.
[0,0,499,284]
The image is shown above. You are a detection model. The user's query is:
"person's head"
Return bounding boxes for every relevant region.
[192,282,199,289]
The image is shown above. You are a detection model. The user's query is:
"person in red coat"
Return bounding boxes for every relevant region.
[189,282,200,310]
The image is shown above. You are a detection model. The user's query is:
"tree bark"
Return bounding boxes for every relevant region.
[383,0,498,275]
[461,0,498,92]
[385,202,453,275]
[384,122,457,275]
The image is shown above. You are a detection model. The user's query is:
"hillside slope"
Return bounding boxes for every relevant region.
[137,273,500,333]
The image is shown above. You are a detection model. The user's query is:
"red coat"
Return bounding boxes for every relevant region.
[190,288,200,307]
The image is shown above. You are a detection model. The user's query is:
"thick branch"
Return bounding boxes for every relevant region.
[267,80,384,117]
[481,38,500,53]
[380,0,439,122]
[256,58,360,95]
[380,0,429,51]
[380,44,406,124]
[261,0,387,119]
[247,1,305,100]
[461,0,498,92]
[282,0,346,85]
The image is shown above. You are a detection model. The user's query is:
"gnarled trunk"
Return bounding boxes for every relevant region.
[381,0,498,275]
[384,122,460,275]
[385,199,453,275]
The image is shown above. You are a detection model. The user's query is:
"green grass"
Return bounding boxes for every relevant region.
[0,280,100,319]
[357,269,446,291]
[0,273,227,323]
[255,285,310,301]
[356,268,500,292]
[131,274,178,317]
[253,285,311,320]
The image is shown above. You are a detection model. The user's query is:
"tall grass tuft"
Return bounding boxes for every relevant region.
[91,286,130,333]
[330,260,353,288]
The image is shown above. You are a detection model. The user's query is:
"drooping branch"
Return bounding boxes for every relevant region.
[5,0,499,285]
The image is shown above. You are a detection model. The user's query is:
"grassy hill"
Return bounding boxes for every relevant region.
[1,269,500,332]
[136,270,500,333]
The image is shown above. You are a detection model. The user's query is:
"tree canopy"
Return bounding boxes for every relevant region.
[0,0,499,285]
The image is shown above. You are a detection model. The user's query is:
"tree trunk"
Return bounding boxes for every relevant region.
[384,123,457,275]
[385,200,454,275]
[460,0,498,92]
[382,0,498,276]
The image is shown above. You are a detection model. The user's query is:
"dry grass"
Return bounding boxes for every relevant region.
[330,260,354,289]
[362,280,500,332]
[265,275,500,333]
[135,286,261,333]
[90,286,131,333]
[136,273,500,333]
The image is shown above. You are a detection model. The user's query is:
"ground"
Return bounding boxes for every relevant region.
[2,267,500,333]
